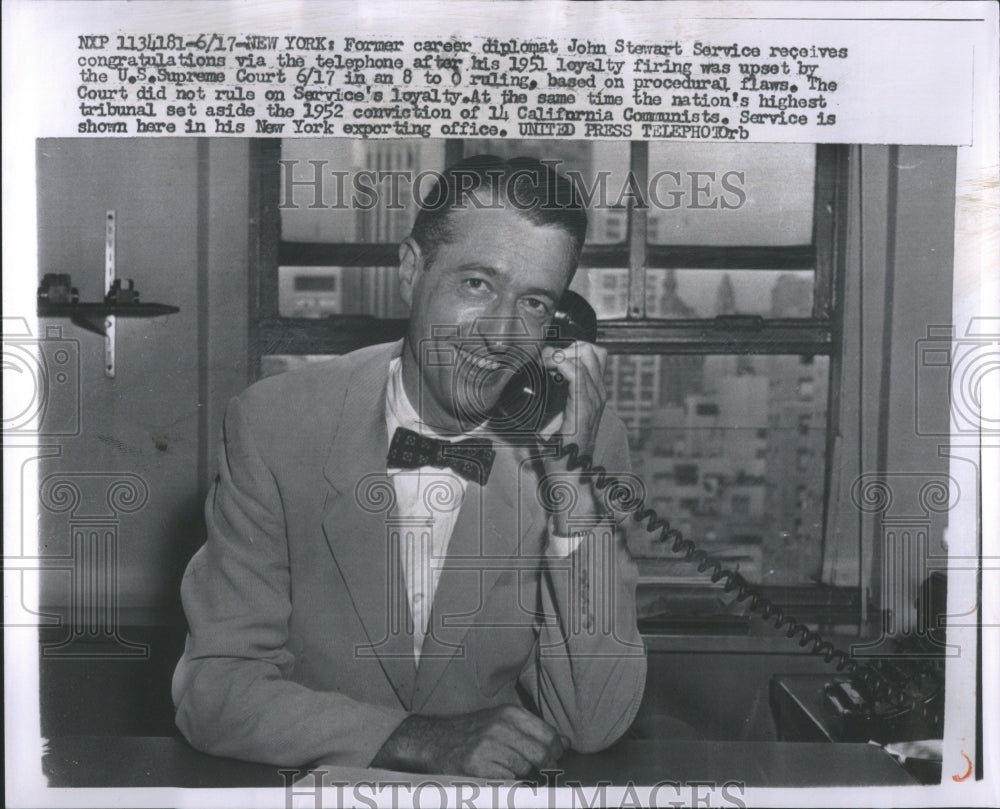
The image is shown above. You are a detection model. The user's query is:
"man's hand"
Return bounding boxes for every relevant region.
[370,705,568,779]
[541,340,609,459]
[537,340,610,536]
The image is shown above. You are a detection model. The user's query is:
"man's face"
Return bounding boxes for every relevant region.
[398,203,577,433]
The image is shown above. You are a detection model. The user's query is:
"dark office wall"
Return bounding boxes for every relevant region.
[35,138,250,620]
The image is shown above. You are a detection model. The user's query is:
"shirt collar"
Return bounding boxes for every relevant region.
[385,357,489,443]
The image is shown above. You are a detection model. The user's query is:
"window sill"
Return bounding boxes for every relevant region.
[637,582,865,651]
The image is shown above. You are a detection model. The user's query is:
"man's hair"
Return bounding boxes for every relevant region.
[410,155,588,271]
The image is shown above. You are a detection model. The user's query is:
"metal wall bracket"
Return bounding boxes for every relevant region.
[37,212,179,348]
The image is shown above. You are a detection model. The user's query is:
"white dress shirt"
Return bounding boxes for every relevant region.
[384,357,479,661]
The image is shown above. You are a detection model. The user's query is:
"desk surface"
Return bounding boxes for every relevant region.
[44,735,916,789]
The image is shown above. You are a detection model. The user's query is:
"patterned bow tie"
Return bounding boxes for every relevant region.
[387,426,496,485]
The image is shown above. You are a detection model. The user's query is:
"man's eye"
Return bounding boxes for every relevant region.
[524,297,550,314]
[463,278,488,291]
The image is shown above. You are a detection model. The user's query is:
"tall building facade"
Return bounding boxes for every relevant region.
[597,271,828,585]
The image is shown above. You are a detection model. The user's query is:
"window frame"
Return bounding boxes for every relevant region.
[251,140,845,358]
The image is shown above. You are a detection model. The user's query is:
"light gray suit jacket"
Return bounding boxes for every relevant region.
[173,340,646,768]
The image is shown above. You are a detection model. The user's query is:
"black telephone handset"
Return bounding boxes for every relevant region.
[488,290,598,434]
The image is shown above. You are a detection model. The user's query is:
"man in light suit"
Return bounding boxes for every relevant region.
[173,156,646,778]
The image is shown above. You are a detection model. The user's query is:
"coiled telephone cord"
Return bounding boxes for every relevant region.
[539,433,934,711]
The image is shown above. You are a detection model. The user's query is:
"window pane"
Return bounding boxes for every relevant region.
[647,143,815,246]
[568,268,629,319]
[470,139,630,245]
[278,265,407,318]
[608,353,829,586]
[280,139,447,243]
[571,268,814,319]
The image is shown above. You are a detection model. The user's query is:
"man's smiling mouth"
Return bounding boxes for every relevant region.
[456,345,505,372]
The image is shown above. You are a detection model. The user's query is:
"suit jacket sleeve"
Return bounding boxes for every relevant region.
[519,408,647,753]
[172,395,410,767]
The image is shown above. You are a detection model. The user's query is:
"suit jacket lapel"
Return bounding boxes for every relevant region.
[411,441,539,711]
[321,341,417,708]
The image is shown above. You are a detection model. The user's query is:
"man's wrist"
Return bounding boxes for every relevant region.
[547,496,615,558]
[371,714,429,772]
[546,520,586,558]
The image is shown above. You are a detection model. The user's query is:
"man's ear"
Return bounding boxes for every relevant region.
[397,237,423,308]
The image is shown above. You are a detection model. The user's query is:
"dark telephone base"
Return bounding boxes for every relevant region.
[825,575,948,744]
